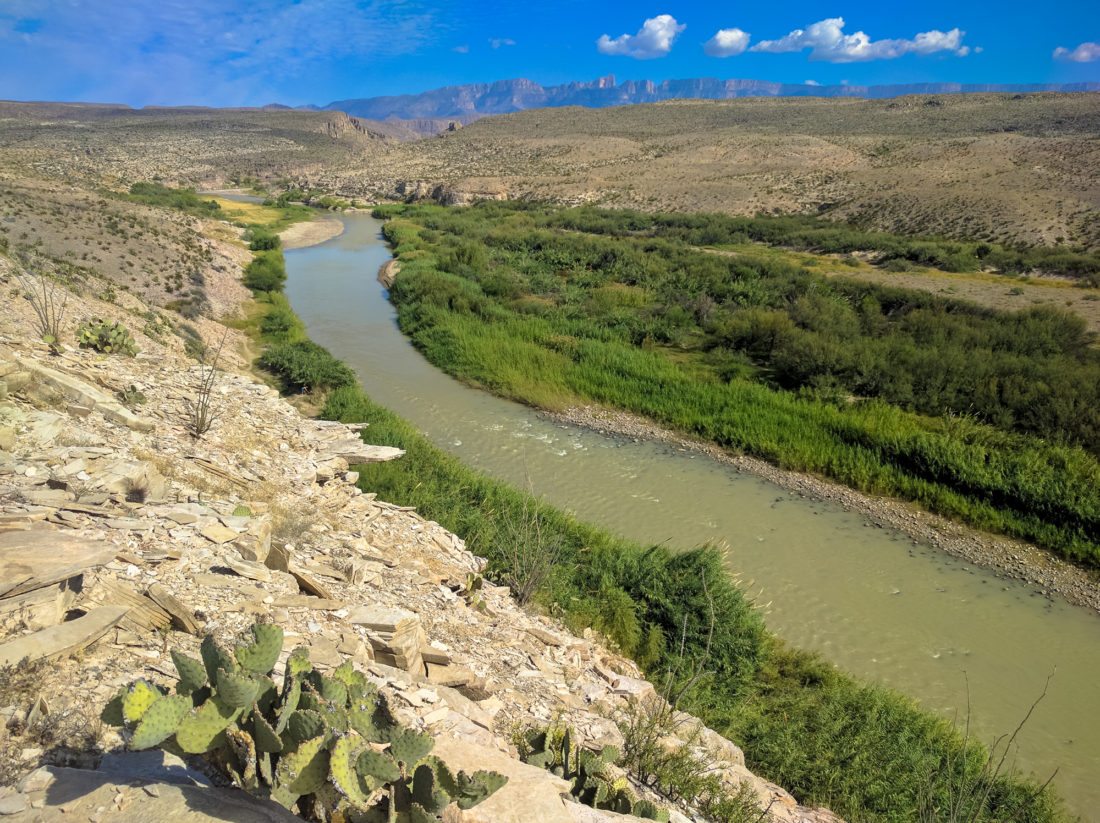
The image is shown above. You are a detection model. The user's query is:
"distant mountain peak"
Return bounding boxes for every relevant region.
[322,76,1099,122]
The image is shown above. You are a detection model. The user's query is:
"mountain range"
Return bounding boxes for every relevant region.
[314,75,1100,121]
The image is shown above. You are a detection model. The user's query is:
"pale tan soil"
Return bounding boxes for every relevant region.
[549,405,1100,615]
[279,218,345,249]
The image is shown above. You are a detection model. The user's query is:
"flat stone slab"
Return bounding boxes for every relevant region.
[434,737,572,823]
[320,439,405,464]
[347,604,418,632]
[13,357,154,432]
[0,605,127,665]
[6,765,302,822]
[200,523,239,545]
[0,530,116,598]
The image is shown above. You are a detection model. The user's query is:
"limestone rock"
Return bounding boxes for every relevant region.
[0,531,115,598]
[5,765,302,822]
[0,605,127,665]
[435,738,572,823]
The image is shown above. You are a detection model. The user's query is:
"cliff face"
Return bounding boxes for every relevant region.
[0,249,843,822]
[324,75,1100,120]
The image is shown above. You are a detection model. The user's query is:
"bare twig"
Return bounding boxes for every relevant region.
[920,671,1057,823]
[495,472,562,605]
[15,269,68,352]
[188,329,227,437]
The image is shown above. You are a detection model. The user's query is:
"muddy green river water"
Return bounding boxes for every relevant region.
[282,213,1098,817]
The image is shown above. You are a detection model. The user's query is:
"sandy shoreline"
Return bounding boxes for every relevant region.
[280,218,345,249]
[547,404,1100,615]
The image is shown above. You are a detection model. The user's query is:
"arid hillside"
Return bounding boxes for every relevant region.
[324,93,1100,248]
[0,103,394,187]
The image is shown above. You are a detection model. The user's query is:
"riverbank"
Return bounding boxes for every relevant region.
[550,404,1100,616]
[278,216,345,249]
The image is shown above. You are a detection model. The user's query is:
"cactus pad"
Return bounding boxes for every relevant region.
[632,799,670,821]
[454,770,509,810]
[277,734,329,796]
[411,763,450,814]
[288,709,326,743]
[201,634,237,683]
[122,680,161,725]
[235,623,284,674]
[250,707,283,754]
[355,749,401,783]
[388,727,433,769]
[171,652,208,695]
[130,695,191,750]
[215,668,261,708]
[175,696,242,753]
[330,733,375,808]
[285,647,312,679]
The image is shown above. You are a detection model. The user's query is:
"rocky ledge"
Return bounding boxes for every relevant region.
[0,277,841,822]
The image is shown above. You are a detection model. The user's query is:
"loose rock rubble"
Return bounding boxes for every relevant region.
[0,276,843,822]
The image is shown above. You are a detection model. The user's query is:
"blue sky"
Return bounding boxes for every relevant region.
[1,0,1097,107]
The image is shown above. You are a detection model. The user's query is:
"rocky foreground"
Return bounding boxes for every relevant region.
[0,262,842,821]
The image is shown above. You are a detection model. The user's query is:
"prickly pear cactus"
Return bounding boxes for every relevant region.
[75,318,139,356]
[522,725,667,819]
[101,622,507,820]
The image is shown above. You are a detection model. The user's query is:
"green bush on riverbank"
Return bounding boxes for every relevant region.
[370,202,1100,568]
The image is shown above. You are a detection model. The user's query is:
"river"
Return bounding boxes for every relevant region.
[281,212,1099,817]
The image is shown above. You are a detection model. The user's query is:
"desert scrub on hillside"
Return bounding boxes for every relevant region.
[15,268,68,352]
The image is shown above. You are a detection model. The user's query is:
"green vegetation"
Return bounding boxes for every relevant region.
[258,293,306,344]
[243,250,287,293]
[259,341,356,394]
[219,211,1063,823]
[546,207,1100,283]
[371,202,1100,567]
[321,382,1063,823]
[519,727,671,821]
[248,227,281,251]
[75,318,138,356]
[122,182,222,217]
[102,623,507,819]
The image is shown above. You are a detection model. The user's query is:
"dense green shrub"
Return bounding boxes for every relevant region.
[243,250,287,293]
[259,341,355,393]
[249,228,281,251]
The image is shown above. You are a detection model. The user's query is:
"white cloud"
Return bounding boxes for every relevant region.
[452,44,469,53]
[489,38,515,49]
[749,17,969,62]
[703,27,750,58]
[805,79,820,86]
[1053,42,1100,62]
[597,14,684,59]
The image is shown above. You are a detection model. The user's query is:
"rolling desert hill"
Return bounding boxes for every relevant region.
[317,92,1100,248]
